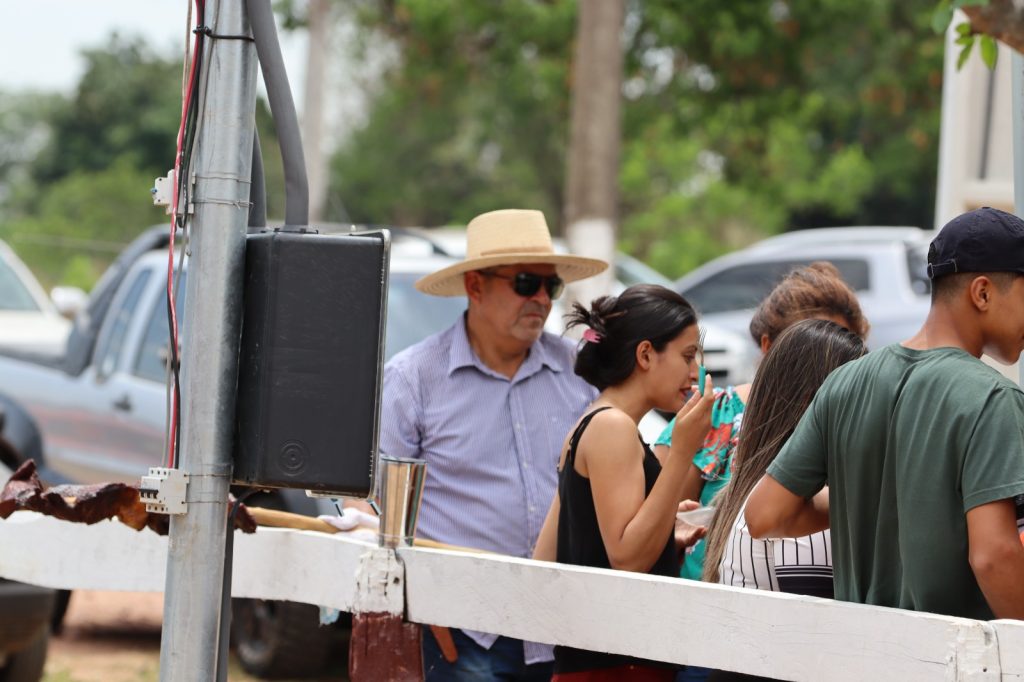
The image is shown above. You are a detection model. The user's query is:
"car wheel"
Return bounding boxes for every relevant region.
[228,490,343,679]
[49,591,71,635]
[0,627,48,682]
[230,598,337,679]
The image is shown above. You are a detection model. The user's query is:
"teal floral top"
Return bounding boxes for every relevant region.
[654,386,746,580]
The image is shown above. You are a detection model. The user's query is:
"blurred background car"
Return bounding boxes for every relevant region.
[675,226,935,352]
[0,408,57,682]
[408,227,758,387]
[0,240,74,357]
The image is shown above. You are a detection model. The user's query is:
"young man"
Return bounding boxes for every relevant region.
[745,206,1024,621]
[380,209,607,680]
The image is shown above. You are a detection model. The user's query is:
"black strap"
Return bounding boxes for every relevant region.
[193,25,255,41]
[564,407,613,468]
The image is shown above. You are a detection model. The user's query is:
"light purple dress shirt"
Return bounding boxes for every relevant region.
[380,315,596,663]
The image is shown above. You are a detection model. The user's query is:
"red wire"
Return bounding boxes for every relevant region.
[166,1,204,468]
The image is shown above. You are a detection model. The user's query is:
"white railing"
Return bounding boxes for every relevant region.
[2,511,1022,681]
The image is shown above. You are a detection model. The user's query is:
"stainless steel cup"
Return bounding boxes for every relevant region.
[377,455,426,548]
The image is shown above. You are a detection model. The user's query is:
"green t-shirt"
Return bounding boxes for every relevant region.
[768,345,1024,620]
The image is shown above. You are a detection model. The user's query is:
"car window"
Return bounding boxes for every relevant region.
[134,273,187,383]
[94,269,152,379]
[683,259,870,314]
[385,272,467,360]
[0,256,42,312]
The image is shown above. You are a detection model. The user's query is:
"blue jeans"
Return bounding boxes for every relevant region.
[678,666,711,682]
[422,627,554,681]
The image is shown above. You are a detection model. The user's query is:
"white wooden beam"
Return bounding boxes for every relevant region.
[4,512,1024,681]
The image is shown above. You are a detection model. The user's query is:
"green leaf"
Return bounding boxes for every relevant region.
[980,35,998,69]
[932,3,955,34]
[954,0,991,8]
[955,21,972,37]
[955,35,974,46]
[957,39,975,70]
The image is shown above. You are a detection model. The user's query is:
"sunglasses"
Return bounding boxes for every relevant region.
[481,271,565,299]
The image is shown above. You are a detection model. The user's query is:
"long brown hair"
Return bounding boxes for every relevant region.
[702,319,866,583]
[749,262,870,345]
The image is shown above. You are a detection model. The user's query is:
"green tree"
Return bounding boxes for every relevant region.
[1,34,285,288]
[331,0,945,277]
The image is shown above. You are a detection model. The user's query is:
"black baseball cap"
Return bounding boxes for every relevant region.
[927,207,1024,280]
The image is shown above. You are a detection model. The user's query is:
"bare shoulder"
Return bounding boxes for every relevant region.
[576,408,644,469]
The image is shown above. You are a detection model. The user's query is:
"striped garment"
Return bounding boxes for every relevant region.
[380,315,597,662]
[718,496,834,598]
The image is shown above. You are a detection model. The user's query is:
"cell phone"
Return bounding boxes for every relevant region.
[698,365,706,396]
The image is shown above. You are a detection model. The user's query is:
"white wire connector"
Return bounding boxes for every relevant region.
[151,170,175,213]
[140,467,189,515]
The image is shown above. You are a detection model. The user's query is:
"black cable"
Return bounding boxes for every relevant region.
[246,0,309,228]
[216,489,261,682]
[194,25,255,42]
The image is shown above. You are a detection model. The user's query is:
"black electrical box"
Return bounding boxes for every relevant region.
[233,229,390,498]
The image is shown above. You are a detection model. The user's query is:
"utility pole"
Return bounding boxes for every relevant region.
[159,0,259,679]
[564,0,625,305]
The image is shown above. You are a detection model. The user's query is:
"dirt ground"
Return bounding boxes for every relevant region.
[43,590,345,682]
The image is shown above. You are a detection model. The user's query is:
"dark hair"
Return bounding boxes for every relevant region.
[749,262,870,345]
[702,319,867,583]
[931,271,1024,303]
[567,284,698,391]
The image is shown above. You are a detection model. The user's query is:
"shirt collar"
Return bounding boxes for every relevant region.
[447,314,564,382]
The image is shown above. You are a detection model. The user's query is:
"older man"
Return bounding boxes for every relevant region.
[380,209,607,681]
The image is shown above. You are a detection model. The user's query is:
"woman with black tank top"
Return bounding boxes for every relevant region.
[533,284,717,682]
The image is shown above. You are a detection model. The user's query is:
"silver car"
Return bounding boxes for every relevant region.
[675,227,935,352]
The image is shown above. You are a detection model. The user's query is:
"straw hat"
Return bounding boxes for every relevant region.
[415,209,609,296]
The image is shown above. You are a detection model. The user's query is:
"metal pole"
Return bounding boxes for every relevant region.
[1014,51,1024,388]
[159,0,258,679]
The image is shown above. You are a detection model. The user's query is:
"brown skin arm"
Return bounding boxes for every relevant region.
[967,498,1024,619]
[654,443,706,502]
[745,475,830,539]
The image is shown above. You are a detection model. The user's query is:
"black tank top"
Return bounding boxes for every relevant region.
[554,407,679,673]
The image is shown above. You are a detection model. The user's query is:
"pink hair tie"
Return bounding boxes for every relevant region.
[582,328,602,344]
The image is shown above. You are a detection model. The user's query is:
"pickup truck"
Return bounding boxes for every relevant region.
[0,412,56,682]
[0,239,73,357]
[0,226,360,679]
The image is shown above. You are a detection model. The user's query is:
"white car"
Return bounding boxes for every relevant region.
[0,240,71,356]
[675,227,935,352]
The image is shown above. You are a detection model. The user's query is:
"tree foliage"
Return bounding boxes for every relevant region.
[0,34,284,287]
[329,0,946,277]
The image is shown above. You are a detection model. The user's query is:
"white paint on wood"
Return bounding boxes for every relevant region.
[5,511,1024,680]
[352,547,404,616]
[994,620,1024,681]
[230,526,370,612]
[0,512,371,612]
[0,512,166,591]
[399,546,1023,682]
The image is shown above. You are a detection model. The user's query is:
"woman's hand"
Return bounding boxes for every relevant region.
[674,500,707,550]
[669,374,716,456]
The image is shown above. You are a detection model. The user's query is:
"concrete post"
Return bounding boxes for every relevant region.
[158,0,259,679]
